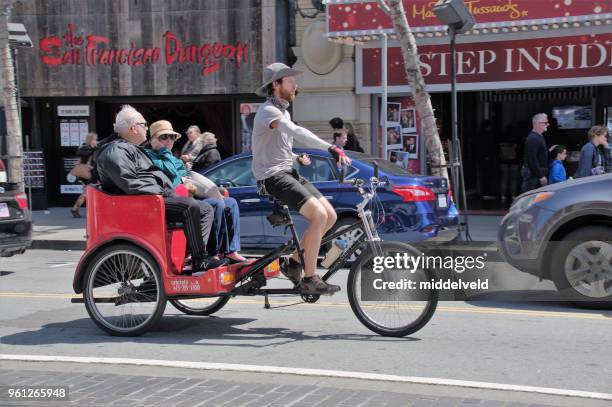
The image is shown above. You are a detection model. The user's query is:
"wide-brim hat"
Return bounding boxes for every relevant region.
[255,62,303,97]
[149,120,181,140]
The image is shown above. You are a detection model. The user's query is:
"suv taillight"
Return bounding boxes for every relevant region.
[16,192,28,210]
[0,159,6,183]
[391,185,436,202]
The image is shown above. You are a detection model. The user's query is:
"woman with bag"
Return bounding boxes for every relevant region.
[575,125,608,178]
[145,120,246,263]
[70,133,97,218]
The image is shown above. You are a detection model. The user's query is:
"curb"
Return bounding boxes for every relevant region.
[1,354,610,401]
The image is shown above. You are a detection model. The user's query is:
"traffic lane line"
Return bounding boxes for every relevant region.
[0,292,609,320]
[1,354,610,401]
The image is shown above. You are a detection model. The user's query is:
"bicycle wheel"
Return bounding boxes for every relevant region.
[347,241,438,337]
[169,296,230,316]
[83,244,166,336]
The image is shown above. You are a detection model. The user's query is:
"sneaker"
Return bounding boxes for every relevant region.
[299,275,340,295]
[280,257,302,286]
[70,208,81,218]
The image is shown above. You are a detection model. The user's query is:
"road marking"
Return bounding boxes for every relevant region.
[1,354,610,401]
[49,262,75,268]
[0,292,609,320]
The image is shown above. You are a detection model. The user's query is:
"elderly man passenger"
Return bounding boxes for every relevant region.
[95,105,226,273]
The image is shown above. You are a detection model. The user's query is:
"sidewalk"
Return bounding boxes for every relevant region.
[30,207,503,251]
[1,360,607,407]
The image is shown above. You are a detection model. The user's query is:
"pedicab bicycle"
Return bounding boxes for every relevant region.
[71,160,438,337]
[72,63,438,337]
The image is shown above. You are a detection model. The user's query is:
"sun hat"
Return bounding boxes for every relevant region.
[149,120,181,140]
[255,62,303,97]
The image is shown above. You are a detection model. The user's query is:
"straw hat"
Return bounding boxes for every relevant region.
[149,120,181,140]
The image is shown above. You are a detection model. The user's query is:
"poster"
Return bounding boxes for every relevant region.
[386,125,402,149]
[379,96,421,174]
[69,121,80,146]
[79,120,89,145]
[552,106,592,129]
[60,120,70,147]
[239,103,261,153]
[400,108,416,133]
[402,134,418,159]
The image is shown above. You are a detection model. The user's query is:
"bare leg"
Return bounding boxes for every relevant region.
[290,197,337,265]
[318,197,337,233]
[72,193,86,210]
[296,198,328,277]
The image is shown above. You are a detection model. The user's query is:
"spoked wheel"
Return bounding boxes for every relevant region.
[348,241,438,337]
[169,296,230,316]
[83,244,166,336]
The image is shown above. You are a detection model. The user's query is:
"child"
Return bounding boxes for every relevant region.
[548,144,567,184]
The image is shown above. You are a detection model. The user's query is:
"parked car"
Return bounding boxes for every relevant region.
[0,178,32,257]
[200,149,458,253]
[498,173,612,303]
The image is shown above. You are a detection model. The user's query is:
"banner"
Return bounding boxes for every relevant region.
[359,33,612,92]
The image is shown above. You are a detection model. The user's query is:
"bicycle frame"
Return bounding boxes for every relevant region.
[230,172,385,298]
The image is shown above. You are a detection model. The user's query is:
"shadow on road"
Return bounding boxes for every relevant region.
[1,315,420,347]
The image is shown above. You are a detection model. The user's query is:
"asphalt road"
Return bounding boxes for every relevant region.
[1,250,610,397]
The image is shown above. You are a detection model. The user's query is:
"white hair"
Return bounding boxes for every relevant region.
[532,113,547,125]
[113,105,141,134]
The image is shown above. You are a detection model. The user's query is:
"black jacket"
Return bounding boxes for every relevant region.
[193,144,221,172]
[96,138,174,196]
[522,131,548,179]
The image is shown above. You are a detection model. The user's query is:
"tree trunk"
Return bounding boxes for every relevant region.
[0,2,24,192]
[378,0,448,180]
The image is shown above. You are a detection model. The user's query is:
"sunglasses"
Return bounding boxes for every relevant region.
[134,122,148,129]
[158,134,178,141]
[539,121,549,125]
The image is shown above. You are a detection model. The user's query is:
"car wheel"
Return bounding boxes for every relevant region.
[551,226,612,308]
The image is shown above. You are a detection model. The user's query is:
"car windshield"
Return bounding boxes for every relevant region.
[347,151,413,175]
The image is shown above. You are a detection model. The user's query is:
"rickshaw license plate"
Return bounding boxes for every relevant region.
[0,203,9,218]
[437,194,447,208]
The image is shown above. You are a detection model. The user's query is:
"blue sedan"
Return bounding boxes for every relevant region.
[200,149,459,250]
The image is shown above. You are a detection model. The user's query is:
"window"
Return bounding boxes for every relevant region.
[205,157,256,187]
[295,155,336,183]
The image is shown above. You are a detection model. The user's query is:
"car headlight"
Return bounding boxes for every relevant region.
[511,192,555,212]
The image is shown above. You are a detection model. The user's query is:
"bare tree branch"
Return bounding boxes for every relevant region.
[377,0,448,180]
[377,0,391,15]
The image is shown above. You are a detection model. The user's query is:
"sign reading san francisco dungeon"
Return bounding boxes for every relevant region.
[39,24,248,77]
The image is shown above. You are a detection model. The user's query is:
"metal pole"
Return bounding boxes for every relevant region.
[25,134,32,211]
[381,33,388,160]
[449,27,470,241]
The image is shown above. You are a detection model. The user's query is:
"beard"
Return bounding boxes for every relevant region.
[279,87,295,102]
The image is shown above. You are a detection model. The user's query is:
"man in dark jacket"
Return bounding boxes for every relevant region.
[96,105,226,272]
[521,113,550,193]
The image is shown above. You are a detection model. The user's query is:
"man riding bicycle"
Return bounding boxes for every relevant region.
[252,62,351,295]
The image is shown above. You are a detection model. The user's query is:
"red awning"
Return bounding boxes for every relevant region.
[326,0,611,43]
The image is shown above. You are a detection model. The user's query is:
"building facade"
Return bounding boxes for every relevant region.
[13,0,292,207]
[301,0,612,211]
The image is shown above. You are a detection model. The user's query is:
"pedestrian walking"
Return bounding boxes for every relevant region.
[521,113,549,193]
[70,133,97,218]
[548,144,567,184]
[575,125,609,178]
